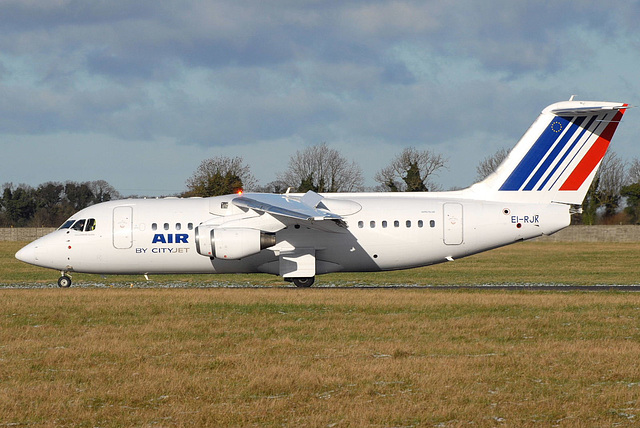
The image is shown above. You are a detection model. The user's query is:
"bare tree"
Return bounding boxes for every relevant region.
[598,151,628,218]
[87,180,122,202]
[254,180,289,194]
[375,147,447,192]
[581,151,627,224]
[476,148,509,181]
[628,158,640,184]
[184,156,256,197]
[278,143,364,192]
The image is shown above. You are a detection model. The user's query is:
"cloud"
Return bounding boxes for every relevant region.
[3,1,627,81]
[0,0,639,194]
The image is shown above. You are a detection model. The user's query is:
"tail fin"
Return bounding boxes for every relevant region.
[469,100,629,205]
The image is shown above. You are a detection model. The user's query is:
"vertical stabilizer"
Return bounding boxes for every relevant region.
[469,100,628,205]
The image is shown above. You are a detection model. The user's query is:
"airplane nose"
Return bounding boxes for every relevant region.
[15,242,38,265]
[15,232,69,270]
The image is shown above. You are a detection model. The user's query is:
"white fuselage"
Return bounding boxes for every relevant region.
[17,192,570,277]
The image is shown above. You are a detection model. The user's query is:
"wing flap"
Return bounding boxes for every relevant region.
[233,191,342,222]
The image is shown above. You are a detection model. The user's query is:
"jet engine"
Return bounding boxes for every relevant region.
[195,226,276,259]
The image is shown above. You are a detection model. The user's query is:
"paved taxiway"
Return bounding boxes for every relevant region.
[2,282,640,290]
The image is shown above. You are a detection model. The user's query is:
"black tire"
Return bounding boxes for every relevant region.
[292,277,314,288]
[58,275,72,288]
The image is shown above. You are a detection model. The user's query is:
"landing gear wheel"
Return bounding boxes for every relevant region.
[292,277,315,288]
[58,275,72,288]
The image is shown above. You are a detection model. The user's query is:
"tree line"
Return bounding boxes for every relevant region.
[0,181,120,227]
[4,144,640,227]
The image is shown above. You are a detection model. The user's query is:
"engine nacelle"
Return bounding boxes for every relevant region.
[195,227,276,260]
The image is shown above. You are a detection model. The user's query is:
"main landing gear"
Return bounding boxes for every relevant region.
[58,273,72,288]
[291,277,315,288]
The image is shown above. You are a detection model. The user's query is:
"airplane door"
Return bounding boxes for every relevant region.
[443,203,463,245]
[113,206,133,249]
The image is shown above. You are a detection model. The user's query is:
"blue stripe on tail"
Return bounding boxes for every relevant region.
[537,115,596,191]
[499,116,573,191]
[523,116,585,191]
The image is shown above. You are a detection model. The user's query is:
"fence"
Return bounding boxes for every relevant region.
[534,225,640,242]
[0,228,56,241]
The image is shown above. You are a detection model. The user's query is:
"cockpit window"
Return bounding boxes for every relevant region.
[60,218,97,232]
[59,220,75,230]
[71,219,86,231]
[85,218,96,231]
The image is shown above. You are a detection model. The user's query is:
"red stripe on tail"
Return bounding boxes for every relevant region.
[560,107,626,191]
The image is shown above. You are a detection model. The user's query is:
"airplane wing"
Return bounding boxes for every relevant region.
[232,191,343,222]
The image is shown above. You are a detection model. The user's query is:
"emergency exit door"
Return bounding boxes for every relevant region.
[113,206,133,249]
[443,203,463,245]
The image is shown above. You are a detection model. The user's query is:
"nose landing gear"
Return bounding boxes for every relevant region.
[58,273,72,288]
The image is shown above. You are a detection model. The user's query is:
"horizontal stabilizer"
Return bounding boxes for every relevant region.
[550,105,627,116]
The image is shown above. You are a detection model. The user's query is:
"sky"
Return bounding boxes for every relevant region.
[1,1,640,196]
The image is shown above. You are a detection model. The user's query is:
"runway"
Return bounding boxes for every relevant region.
[2,282,640,291]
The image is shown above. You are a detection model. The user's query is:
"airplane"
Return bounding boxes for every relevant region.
[15,99,629,288]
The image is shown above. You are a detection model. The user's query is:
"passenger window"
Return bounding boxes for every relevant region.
[370,221,375,228]
[152,223,157,231]
[382,221,387,228]
[85,218,96,231]
[394,220,399,228]
[188,223,194,230]
[164,223,169,231]
[358,221,364,228]
[406,220,411,228]
[176,223,181,231]
[71,219,86,231]
[430,220,436,228]
[418,220,423,228]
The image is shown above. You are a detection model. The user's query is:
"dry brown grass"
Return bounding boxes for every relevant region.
[2,288,640,427]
